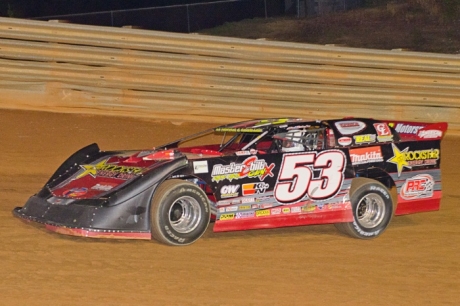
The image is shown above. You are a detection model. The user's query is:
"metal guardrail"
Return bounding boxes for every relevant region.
[0,17,459,133]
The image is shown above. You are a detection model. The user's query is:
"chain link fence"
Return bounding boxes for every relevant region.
[35,0,284,33]
[285,0,362,17]
[34,0,363,32]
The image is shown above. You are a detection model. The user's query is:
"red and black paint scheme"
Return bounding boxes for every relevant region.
[13,118,447,245]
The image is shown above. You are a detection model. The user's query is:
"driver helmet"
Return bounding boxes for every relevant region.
[281,131,305,152]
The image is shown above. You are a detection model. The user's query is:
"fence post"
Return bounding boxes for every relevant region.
[186,5,190,33]
[264,0,267,18]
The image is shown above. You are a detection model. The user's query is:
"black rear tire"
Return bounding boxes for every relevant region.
[335,178,393,239]
[150,179,210,246]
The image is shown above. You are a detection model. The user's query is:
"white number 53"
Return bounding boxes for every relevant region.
[274,151,346,204]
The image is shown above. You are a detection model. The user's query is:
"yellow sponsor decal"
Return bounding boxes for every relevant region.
[405,149,439,161]
[215,127,263,133]
[256,118,289,126]
[256,209,271,217]
[219,213,235,221]
[302,205,316,212]
[387,143,440,176]
[282,207,291,214]
[354,134,376,144]
[239,205,251,210]
[77,159,143,179]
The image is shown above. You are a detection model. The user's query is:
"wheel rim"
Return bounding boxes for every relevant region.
[168,196,202,234]
[355,193,386,229]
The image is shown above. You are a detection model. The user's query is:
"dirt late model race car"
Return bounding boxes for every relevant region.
[14,118,447,246]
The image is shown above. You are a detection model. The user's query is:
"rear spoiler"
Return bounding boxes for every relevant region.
[383,120,448,141]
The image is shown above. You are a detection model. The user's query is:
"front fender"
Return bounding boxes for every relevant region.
[106,156,189,206]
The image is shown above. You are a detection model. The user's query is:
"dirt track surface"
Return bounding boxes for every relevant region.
[1,109,459,305]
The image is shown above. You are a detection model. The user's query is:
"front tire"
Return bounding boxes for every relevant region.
[150,179,210,246]
[335,178,393,239]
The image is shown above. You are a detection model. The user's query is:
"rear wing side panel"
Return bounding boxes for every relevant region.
[383,120,448,142]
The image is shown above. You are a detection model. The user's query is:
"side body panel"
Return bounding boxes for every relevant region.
[182,148,356,232]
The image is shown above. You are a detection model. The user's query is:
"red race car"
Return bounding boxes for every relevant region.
[14,118,447,245]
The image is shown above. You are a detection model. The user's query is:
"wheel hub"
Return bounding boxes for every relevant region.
[356,193,385,229]
[168,196,202,234]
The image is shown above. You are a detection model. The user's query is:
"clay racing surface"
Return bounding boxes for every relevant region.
[1,109,459,305]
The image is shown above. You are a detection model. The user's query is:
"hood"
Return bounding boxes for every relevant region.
[50,149,183,200]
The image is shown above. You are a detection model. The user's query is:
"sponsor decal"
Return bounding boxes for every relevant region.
[327,203,342,210]
[390,123,424,135]
[338,137,352,146]
[291,207,301,213]
[302,204,316,212]
[261,203,273,209]
[76,159,143,180]
[225,206,238,212]
[219,213,235,221]
[220,185,240,198]
[418,129,442,139]
[221,200,240,207]
[387,143,439,176]
[282,207,291,214]
[400,174,434,200]
[256,210,271,217]
[353,134,376,144]
[239,205,251,210]
[256,196,271,202]
[334,120,366,135]
[235,149,258,156]
[218,207,226,213]
[235,151,251,156]
[211,156,275,183]
[287,125,311,130]
[91,183,115,192]
[217,200,232,206]
[242,182,269,196]
[63,187,88,198]
[48,197,74,205]
[350,146,384,165]
[256,118,290,126]
[215,127,263,133]
[236,211,255,219]
[241,197,255,203]
[271,207,282,215]
[193,160,208,174]
[251,204,259,209]
[373,123,393,142]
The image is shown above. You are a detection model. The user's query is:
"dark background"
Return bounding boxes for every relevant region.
[1,0,281,18]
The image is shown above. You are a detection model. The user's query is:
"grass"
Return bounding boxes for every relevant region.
[199,2,460,54]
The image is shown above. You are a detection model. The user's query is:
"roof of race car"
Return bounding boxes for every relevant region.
[159,118,321,149]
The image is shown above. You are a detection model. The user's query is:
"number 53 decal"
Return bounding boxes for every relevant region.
[274,150,346,204]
